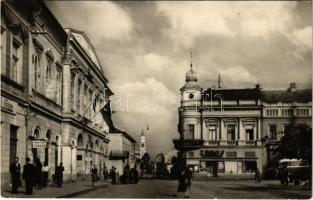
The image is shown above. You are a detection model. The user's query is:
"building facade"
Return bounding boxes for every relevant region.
[262,83,312,169]
[107,131,136,175]
[174,63,312,177]
[1,0,114,185]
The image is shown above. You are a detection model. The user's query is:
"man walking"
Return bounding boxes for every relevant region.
[55,162,64,187]
[91,164,98,187]
[9,156,21,194]
[42,161,50,187]
[22,158,35,195]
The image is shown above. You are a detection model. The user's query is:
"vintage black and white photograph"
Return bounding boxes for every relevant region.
[0,0,312,199]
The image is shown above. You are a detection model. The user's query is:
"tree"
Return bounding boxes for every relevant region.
[275,124,312,165]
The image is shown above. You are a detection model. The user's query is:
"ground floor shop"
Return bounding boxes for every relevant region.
[184,147,265,177]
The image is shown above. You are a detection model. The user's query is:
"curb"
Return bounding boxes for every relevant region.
[58,184,109,198]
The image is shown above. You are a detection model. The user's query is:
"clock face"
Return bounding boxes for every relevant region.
[188,93,194,99]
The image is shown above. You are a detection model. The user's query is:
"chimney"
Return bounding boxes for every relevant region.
[289,83,297,92]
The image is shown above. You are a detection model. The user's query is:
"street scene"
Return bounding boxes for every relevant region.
[1,0,312,199]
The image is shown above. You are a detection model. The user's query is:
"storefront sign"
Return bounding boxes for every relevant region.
[33,140,46,148]
[1,97,16,113]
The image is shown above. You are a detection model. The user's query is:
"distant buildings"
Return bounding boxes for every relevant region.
[1,0,135,186]
[174,61,312,177]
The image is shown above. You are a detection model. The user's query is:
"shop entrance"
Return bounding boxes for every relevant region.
[206,161,218,177]
[244,161,257,173]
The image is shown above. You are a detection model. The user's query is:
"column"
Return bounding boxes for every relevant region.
[63,61,71,113]
[62,145,72,181]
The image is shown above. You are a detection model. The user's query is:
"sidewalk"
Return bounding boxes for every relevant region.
[1,179,109,198]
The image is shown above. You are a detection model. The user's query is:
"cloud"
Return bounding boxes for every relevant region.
[135,53,172,71]
[111,78,179,114]
[291,26,312,50]
[220,66,258,87]
[46,1,133,42]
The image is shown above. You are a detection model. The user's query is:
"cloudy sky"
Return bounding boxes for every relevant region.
[46,1,312,157]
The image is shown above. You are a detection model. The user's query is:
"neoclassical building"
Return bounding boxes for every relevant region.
[1,0,116,185]
[174,61,312,177]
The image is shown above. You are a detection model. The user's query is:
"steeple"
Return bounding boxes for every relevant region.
[141,129,145,137]
[185,52,197,82]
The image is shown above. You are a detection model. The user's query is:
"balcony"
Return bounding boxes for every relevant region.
[226,140,237,146]
[109,150,129,160]
[245,141,257,146]
[173,139,204,150]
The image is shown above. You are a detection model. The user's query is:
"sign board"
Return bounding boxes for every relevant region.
[32,140,46,149]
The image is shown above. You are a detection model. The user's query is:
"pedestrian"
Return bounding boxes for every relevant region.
[176,166,192,198]
[110,166,117,184]
[42,161,50,187]
[103,168,108,182]
[55,162,64,187]
[255,167,261,183]
[34,158,42,189]
[91,164,98,187]
[130,165,139,184]
[123,164,131,184]
[22,157,35,195]
[9,156,21,194]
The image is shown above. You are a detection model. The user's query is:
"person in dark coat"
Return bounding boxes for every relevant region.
[91,165,98,187]
[103,168,108,182]
[9,156,21,194]
[177,166,192,198]
[255,168,261,183]
[110,166,117,184]
[22,158,35,195]
[55,162,64,187]
[34,158,42,189]
[123,164,131,184]
[130,165,139,184]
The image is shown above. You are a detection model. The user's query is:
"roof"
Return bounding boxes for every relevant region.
[202,88,261,101]
[262,89,312,103]
[110,130,136,143]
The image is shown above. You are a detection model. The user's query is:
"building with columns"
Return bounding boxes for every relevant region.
[174,60,312,177]
[174,62,264,176]
[1,0,116,185]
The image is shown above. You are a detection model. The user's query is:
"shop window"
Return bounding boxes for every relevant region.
[227,125,235,141]
[269,125,277,140]
[10,125,18,164]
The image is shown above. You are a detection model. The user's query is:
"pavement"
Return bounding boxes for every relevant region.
[1,178,109,198]
[76,179,312,199]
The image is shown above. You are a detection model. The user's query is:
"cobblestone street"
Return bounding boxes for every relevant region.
[75,179,311,199]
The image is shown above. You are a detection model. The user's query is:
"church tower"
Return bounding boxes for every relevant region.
[140,130,146,158]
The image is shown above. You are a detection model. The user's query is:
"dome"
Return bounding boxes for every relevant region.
[185,67,197,82]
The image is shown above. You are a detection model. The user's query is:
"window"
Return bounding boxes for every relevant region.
[226,152,237,158]
[88,90,93,118]
[269,125,277,140]
[245,125,254,141]
[71,73,75,109]
[1,27,7,75]
[11,39,22,83]
[77,79,81,113]
[244,152,256,158]
[188,151,194,158]
[141,143,145,148]
[186,124,195,140]
[208,125,217,141]
[284,125,292,135]
[45,58,53,99]
[55,68,62,104]
[84,85,88,114]
[33,45,42,90]
[227,125,235,141]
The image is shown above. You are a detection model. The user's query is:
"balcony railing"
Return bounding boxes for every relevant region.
[226,140,237,146]
[245,141,256,146]
[173,139,204,150]
[109,150,129,160]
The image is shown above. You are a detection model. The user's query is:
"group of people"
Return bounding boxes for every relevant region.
[9,156,64,195]
[107,164,139,185]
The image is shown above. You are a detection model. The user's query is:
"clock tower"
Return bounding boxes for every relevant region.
[180,53,202,102]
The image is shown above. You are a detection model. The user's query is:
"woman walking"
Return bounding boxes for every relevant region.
[91,165,98,187]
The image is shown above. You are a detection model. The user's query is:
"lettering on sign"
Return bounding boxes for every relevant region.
[1,98,14,112]
[33,140,47,148]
